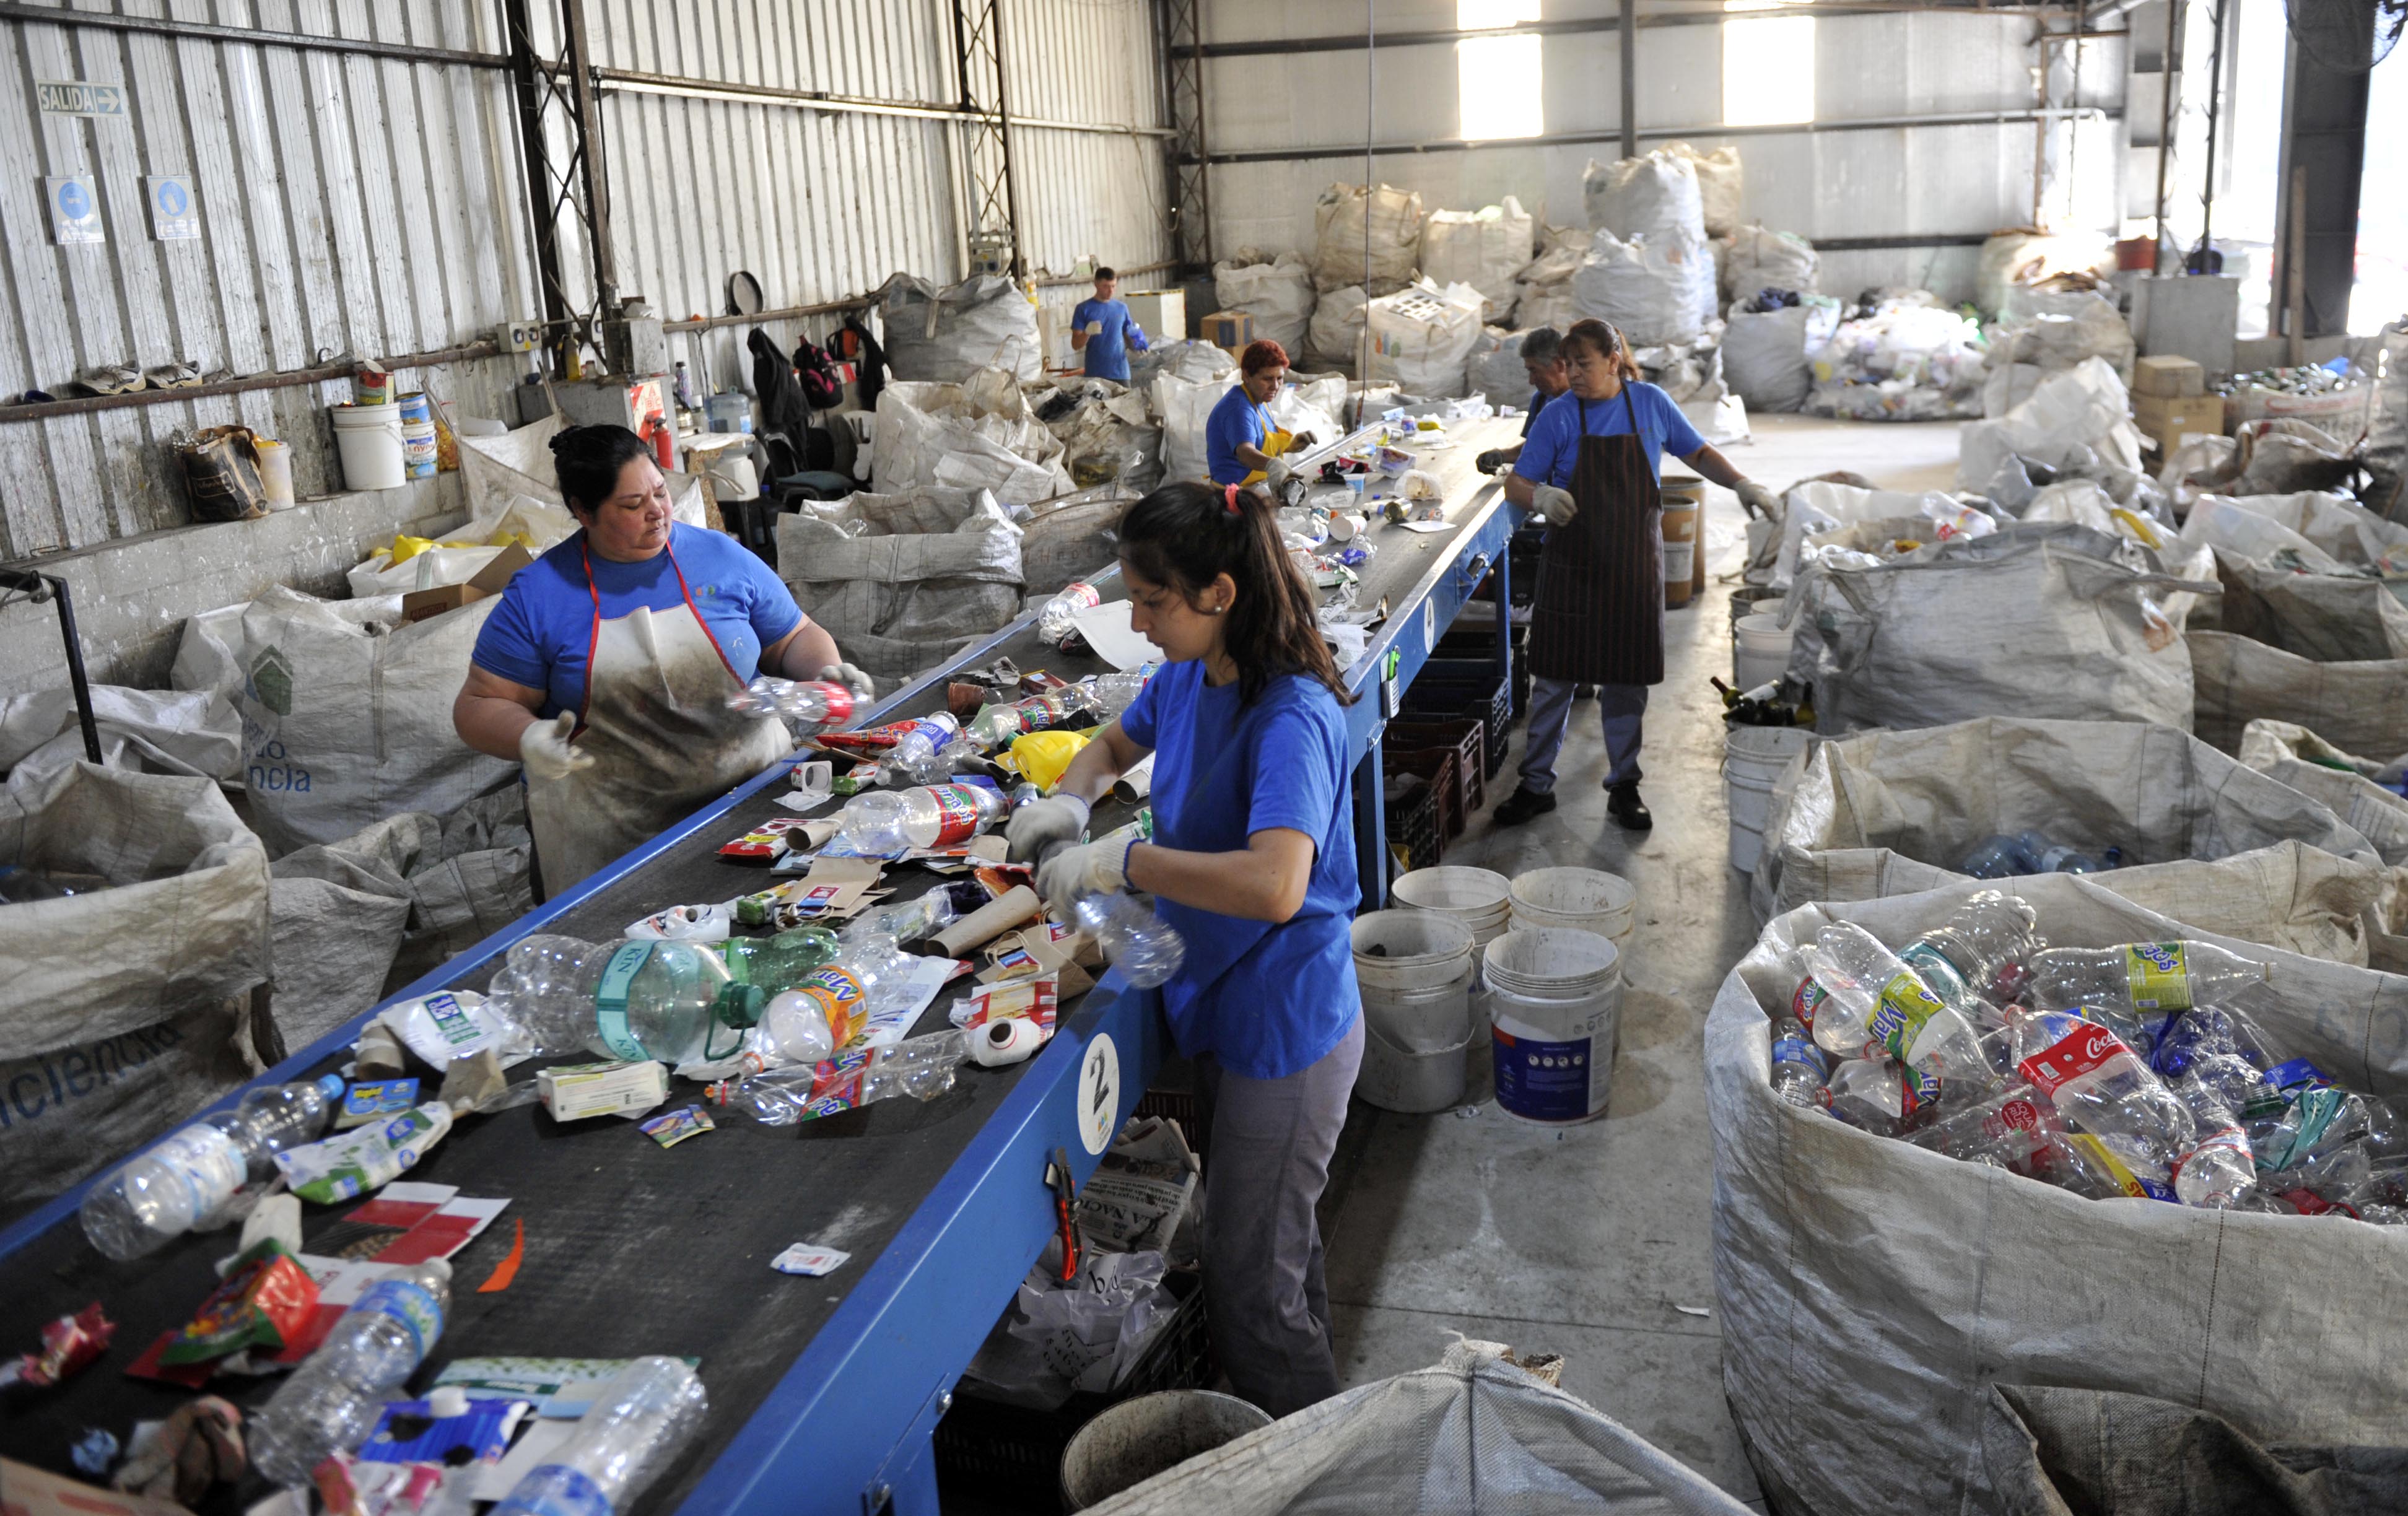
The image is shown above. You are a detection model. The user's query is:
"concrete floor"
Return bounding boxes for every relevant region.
[1317,412,1967,1508]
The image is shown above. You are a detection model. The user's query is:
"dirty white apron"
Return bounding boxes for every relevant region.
[525,538,790,895]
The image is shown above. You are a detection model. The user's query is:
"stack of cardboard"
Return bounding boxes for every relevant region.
[2130,355,2220,456]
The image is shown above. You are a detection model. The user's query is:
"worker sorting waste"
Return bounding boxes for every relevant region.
[450,424,873,895]
[1070,265,1151,383]
[1205,339,1317,488]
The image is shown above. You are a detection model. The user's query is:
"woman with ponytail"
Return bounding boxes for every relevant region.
[1006,479,1361,1417]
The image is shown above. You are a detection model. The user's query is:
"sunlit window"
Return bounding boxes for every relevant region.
[1722,13,1815,126]
[1458,0,1543,140]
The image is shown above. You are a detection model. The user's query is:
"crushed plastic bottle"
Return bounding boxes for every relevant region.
[79,1075,347,1261]
[831,783,1008,854]
[725,677,858,733]
[1086,668,1153,720]
[1037,582,1103,649]
[248,1261,453,1486]
[1795,921,1993,1084]
[2162,1072,2258,1208]
[2010,1009,2192,1200]
[709,1031,969,1125]
[489,1356,707,1516]
[2030,940,2271,1018]
[483,937,764,1065]
[967,688,1101,751]
[1768,1017,1830,1109]
[883,727,969,786]
[1892,890,2040,1012]
[1072,892,1185,990]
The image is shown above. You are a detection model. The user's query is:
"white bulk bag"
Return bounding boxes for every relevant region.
[1304,285,1369,373]
[0,686,240,791]
[171,587,517,856]
[1310,183,1424,295]
[1512,225,1586,335]
[878,274,1041,382]
[1364,280,1485,398]
[1786,523,2212,734]
[1151,372,1235,484]
[775,489,1024,684]
[453,414,705,535]
[2183,489,2408,574]
[1667,142,1744,238]
[1721,302,1839,414]
[1956,356,2145,492]
[868,379,1071,505]
[1709,874,2408,1516]
[1982,295,2135,383]
[1211,250,1316,355]
[1770,479,1970,590]
[1,765,270,1205]
[2189,630,2408,756]
[1749,715,2383,931]
[346,495,578,599]
[2368,320,2407,512]
[1722,224,1818,300]
[1581,151,1706,243]
[1467,328,1533,410]
[1572,228,1716,347]
[1416,198,1534,324]
[2238,720,2408,866]
[2212,551,2408,662]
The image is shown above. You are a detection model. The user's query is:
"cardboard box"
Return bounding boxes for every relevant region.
[1202,309,1254,353]
[2132,354,2204,398]
[2132,393,2225,453]
[401,541,534,625]
[538,1059,669,1121]
[1122,289,1185,344]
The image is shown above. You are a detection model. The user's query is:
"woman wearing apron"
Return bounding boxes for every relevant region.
[1494,319,1779,831]
[451,425,871,896]
[1006,480,1361,1418]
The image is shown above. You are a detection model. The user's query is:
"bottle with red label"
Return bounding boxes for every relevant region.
[2010,1008,2197,1187]
[1036,581,1103,649]
[726,677,857,734]
[966,686,1102,751]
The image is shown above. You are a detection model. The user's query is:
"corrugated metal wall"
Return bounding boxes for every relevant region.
[1201,1,2126,306]
[0,2,535,562]
[2,0,1169,564]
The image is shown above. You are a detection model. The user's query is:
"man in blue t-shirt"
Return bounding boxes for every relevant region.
[1473,325,1571,476]
[1071,267,1149,383]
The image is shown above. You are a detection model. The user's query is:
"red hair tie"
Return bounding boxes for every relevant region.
[1224,483,1242,515]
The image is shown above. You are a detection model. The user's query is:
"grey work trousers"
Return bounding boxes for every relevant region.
[1195,1013,1365,1418]
[1517,675,1648,792]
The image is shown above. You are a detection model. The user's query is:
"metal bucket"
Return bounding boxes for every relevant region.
[1060,1390,1273,1510]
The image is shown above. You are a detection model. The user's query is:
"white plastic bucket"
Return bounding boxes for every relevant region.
[1352,910,1477,1110]
[1507,868,1636,949]
[1356,982,1477,1113]
[1732,612,1792,691]
[1724,724,1810,874]
[1483,928,1624,1125]
[331,402,404,491]
[1390,866,1512,946]
[1663,539,1696,585]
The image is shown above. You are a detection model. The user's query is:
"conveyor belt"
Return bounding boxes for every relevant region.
[0,414,1526,1516]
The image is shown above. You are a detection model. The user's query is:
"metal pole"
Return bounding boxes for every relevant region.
[1620,0,1639,160]
[0,571,100,766]
[504,0,571,369]
[2192,0,2223,264]
[559,0,616,310]
[990,0,1025,278]
[2152,0,2178,272]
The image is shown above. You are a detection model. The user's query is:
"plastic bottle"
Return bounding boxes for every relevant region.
[248,1261,453,1486]
[883,729,966,786]
[1087,669,1152,720]
[879,783,1010,849]
[2010,1009,2196,1183]
[1037,582,1102,648]
[1768,1017,1830,1109]
[725,676,857,733]
[1794,921,1992,1084]
[1072,892,1185,990]
[967,688,1101,751]
[712,1032,968,1125]
[1958,834,2036,879]
[1825,1057,1904,1135]
[489,1357,708,1516]
[2162,1073,2258,1208]
[2029,940,2271,1017]
[1910,1084,2056,1170]
[482,937,764,1065]
[720,926,840,991]
[1893,891,2040,1012]
[79,1075,348,1261]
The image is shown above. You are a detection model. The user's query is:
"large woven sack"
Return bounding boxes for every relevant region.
[453,412,705,533]
[776,490,1024,685]
[868,379,1071,504]
[2367,320,2407,516]
[2182,488,2408,573]
[1021,486,1132,596]
[1721,303,1835,414]
[1310,183,1423,295]
[1786,524,2213,734]
[1305,285,1368,373]
[0,764,270,1206]
[1364,280,1485,398]
[1582,150,1706,243]
[0,685,239,791]
[877,274,1040,382]
[1572,227,1715,347]
[1751,715,2383,928]
[1956,357,2144,492]
[1466,328,1532,409]
[2237,719,2408,866]
[1081,1339,1755,1515]
[2189,630,2408,755]
[1722,224,1817,300]
[1667,142,1743,237]
[1709,874,2408,1516]
[173,586,517,856]
[2212,550,2408,661]
[1211,250,1316,355]
[1416,198,1533,324]
[1150,372,1235,484]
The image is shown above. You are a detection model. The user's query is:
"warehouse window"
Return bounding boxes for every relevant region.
[1457,0,1544,141]
[1721,12,1815,128]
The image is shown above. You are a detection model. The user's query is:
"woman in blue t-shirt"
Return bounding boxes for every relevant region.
[451,425,871,895]
[1007,479,1362,1417]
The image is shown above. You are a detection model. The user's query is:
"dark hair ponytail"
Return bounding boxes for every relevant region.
[1117,481,1355,708]
[549,424,652,516]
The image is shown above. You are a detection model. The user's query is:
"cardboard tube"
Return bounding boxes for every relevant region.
[1111,753,1156,804]
[928,885,1043,957]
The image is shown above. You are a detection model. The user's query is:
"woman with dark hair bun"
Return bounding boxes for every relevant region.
[450,423,870,894]
[1004,479,1360,1418]
[1496,317,1781,833]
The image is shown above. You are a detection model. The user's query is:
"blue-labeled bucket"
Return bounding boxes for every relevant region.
[1484,926,1623,1126]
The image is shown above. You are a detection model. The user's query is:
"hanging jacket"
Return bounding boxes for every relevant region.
[747,327,813,442]
[842,314,888,412]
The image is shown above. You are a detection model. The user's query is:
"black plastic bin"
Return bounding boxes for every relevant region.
[1402,660,1512,778]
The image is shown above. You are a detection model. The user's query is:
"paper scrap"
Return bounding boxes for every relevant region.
[1066,599,1160,671]
[435,1356,699,1418]
[639,1104,715,1149]
[1675,1304,1712,1317]
[1398,520,1455,534]
[772,1243,852,1276]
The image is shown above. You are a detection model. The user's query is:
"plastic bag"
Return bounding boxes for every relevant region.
[961,1250,1177,1410]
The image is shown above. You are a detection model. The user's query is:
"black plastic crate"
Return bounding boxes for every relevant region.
[1385,718,1486,813]
[933,1269,1213,1512]
[1385,746,1464,841]
[1403,661,1511,778]
[1381,769,1444,873]
[1131,1087,1210,1169]
[1431,623,1530,717]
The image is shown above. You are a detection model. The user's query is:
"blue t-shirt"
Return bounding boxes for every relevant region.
[1204,384,1270,486]
[1119,662,1361,1079]
[1071,297,1148,383]
[471,521,803,720]
[1512,381,1705,489]
[1520,385,1566,438]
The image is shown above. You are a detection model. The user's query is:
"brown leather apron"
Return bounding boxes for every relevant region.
[1526,386,1665,687]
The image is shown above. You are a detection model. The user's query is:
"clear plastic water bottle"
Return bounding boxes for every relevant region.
[2018,829,2111,873]
[1086,668,1152,720]
[2163,1072,2258,1208]
[1910,1084,2056,1170]
[967,688,1101,751]
[490,1357,709,1516]
[1037,582,1102,648]
[79,1074,347,1261]
[248,1261,453,1486]
[1958,834,2036,879]
[1893,891,2040,1012]
[1074,892,1185,990]
[1795,921,1992,1084]
[2010,1008,2196,1181]
[725,676,858,733]
[2030,940,2270,1017]
[483,936,765,1065]
[884,728,967,786]
[1768,1017,1830,1109]
[1825,1057,1905,1135]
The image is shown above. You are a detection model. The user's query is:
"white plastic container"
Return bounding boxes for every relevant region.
[256,437,295,508]
[331,402,405,491]
[1724,724,1812,874]
[1352,910,1478,1113]
[1483,928,1624,1125]
[1507,868,1636,950]
[1732,612,1792,691]
[1390,866,1512,947]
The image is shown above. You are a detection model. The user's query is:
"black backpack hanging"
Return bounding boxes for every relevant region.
[790,336,843,411]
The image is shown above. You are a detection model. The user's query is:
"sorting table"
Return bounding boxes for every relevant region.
[0,416,1522,1516]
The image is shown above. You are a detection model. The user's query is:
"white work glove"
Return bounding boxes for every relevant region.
[518,713,595,784]
[1734,480,1781,520]
[1036,833,1136,912]
[1006,793,1091,865]
[1265,457,1293,489]
[814,661,876,706]
[1530,484,1579,526]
